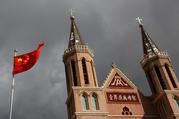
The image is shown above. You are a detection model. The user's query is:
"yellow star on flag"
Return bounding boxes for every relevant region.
[18,58,23,62]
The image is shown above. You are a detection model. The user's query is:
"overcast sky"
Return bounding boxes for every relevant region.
[0,0,179,119]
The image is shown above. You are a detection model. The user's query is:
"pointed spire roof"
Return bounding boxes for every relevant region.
[136,17,160,58]
[68,13,85,48]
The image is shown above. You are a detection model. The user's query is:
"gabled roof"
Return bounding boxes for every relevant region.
[102,67,137,90]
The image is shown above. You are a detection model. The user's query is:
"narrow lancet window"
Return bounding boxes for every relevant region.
[91,61,96,86]
[165,64,177,88]
[154,66,166,90]
[82,93,89,110]
[71,60,77,86]
[82,58,89,84]
[91,93,99,110]
[161,101,168,116]
[65,65,70,92]
[147,72,157,93]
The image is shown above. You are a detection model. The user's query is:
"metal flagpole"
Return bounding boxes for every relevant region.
[9,49,18,119]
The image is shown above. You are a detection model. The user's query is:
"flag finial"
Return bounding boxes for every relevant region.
[14,49,18,53]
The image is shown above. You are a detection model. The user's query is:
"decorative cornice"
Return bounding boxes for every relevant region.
[173,113,179,116]
[102,68,114,88]
[165,90,179,94]
[63,45,94,61]
[75,112,109,116]
[151,90,179,104]
[141,51,170,67]
[73,86,103,91]
[108,114,159,118]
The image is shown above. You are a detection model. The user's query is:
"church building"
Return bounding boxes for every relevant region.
[62,14,179,119]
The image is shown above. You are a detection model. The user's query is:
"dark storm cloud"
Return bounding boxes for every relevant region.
[0,0,179,119]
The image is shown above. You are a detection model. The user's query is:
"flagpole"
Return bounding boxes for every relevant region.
[9,49,18,119]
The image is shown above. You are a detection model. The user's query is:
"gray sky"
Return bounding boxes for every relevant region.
[0,0,179,119]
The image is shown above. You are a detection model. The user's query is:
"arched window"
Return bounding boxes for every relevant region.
[158,103,165,119]
[147,72,157,93]
[91,93,99,110]
[165,64,177,88]
[91,61,96,86]
[65,65,70,92]
[161,101,168,116]
[71,60,77,86]
[174,97,179,110]
[82,58,89,84]
[154,65,166,90]
[158,101,168,119]
[82,93,89,110]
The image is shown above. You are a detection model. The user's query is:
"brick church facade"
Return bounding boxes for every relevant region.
[62,15,179,119]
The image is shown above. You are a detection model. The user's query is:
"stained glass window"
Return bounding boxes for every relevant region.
[82,94,89,110]
[91,93,99,110]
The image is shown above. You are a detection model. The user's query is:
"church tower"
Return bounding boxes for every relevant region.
[63,14,107,119]
[63,13,98,92]
[137,17,179,119]
[62,14,179,119]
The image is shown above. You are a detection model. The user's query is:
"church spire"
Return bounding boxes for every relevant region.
[136,17,160,58]
[68,10,84,48]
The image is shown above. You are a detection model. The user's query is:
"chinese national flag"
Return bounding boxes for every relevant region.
[12,42,44,75]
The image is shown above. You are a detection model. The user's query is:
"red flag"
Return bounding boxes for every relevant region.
[12,42,44,75]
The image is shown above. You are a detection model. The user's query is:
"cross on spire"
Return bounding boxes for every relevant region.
[136,17,143,26]
[111,62,117,69]
[70,8,75,19]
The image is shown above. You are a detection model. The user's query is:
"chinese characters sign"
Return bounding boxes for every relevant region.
[106,92,139,103]
[108,73,131,88]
